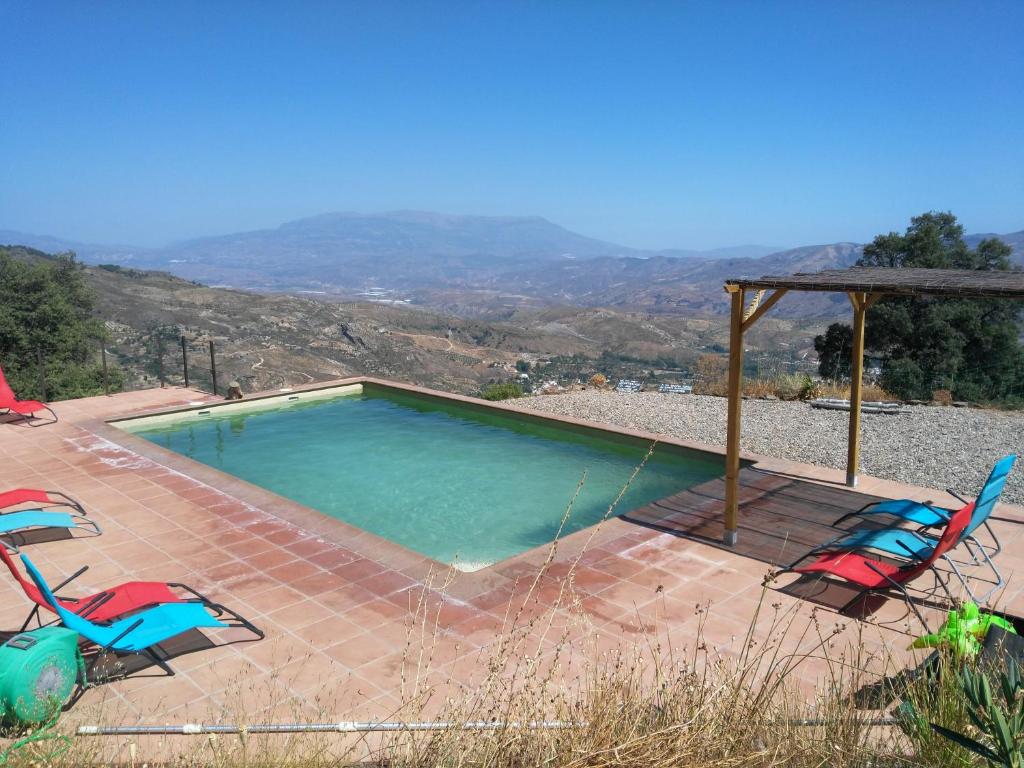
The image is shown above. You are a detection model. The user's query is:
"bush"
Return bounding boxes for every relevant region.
[882,358,926,400]
[693,355,729,396]
[588,373,608,389]
[481,382,523,401]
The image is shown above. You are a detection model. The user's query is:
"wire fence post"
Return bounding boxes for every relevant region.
[180,336,190,389]
[35,347,46,401]
[209,340,218,396]
[101,342,109,396]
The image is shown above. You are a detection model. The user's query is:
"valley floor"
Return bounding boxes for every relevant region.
[516,391,1024,505]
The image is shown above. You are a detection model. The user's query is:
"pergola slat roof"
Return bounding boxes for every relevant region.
[726,266,1024,299]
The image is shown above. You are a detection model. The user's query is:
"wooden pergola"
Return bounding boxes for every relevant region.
[721,266,1024,546]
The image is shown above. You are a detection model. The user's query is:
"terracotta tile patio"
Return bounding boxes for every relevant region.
[1,380,1023,733]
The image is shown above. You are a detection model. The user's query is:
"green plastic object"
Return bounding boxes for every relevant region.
[0,627,83,728]
[910,602,1017,658]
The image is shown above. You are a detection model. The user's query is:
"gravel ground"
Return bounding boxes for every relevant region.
[514,392,1024,506]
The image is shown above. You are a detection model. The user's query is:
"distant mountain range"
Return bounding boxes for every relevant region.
[2,211,1021,317]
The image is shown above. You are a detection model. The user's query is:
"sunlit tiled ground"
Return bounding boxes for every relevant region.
[2,383,1023,732]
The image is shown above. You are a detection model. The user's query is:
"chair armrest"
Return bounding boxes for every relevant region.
[75,591,112,618]
[895,539,927,563]
[107,617,145,649]
[53,565,89,592]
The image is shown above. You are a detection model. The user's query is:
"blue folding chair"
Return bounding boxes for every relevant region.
[812,455,1016,602]
[21,554,263,680]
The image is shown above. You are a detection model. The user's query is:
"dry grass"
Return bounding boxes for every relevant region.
[3,573,938,767]
[697,373,897,402]
[816,381,897,402]
[691,350,898,402]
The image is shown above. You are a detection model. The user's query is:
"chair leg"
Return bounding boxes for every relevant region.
[862,560,934,634]
[939,556,973,603]
[980,523,1002,558]
[973,544,1005,605]
[887,580,932,634]
[19,605,40,632]
[143,648,176,677]
[938,541,1003,605]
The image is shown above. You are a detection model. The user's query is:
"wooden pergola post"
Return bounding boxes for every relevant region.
[845,291,880,487]
[723,285,745,545]
[723,285,788,545]
[846,292,866,487]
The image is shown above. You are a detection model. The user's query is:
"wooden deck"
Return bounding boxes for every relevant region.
[623,466,886,567]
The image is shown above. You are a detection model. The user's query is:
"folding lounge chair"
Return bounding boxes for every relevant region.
[777,502,974,631]
[824,455,1016,602]
[21,554,263,680]
[0,509,101,551]
[0,364,56,425]
[0,546,190,629]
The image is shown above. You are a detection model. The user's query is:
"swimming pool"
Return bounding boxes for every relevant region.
[117,383,723,570]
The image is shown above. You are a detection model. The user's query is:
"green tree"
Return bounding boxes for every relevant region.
[815,212,1022,402]
[814,323,853,380]
[0,246,123,401]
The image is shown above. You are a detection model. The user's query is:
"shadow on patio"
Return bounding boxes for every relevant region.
[620,466,948,622]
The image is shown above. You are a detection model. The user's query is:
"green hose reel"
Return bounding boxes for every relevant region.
[0,627,83,729]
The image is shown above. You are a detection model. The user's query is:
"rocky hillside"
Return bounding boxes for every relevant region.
[73,259,821,396]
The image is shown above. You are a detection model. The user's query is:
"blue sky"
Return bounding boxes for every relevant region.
[2,1,1022,249]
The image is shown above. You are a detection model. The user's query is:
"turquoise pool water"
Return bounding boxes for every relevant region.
[127,387,722,569]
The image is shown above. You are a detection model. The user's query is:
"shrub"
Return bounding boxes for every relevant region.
[882,358,926,400]
[932,389,953,406]
[588,373,608,389]
[693,355,729,396]
[930,662,1024,767]
[798,374,821,401]
[481,382,523,401]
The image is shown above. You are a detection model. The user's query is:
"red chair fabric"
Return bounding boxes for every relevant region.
[0,364,51,418]
[0,488,64,511]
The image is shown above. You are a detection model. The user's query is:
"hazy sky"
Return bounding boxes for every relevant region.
[2,1,1022,250]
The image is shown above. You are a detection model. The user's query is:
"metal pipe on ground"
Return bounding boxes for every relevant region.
[77,721,581,736]
[75,718,902,737]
